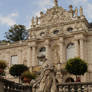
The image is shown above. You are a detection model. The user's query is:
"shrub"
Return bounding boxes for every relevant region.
[9,64,29,83]
[65,57,88,81]
[0,60,7,76]
[21,71,36,83]
[0,60,7,69]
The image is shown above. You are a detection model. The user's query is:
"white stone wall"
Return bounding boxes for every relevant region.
[0,44,32,70]
[86,35,92,71]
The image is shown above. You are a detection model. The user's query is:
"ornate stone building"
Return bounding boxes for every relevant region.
[0,0,92,82]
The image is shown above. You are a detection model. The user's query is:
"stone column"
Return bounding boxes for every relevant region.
[45,39,51,65]
[74,39,80,57]
[59,37,64,63]
[80,38,84,60]
[27,45,32,67]
[31,42,38,66]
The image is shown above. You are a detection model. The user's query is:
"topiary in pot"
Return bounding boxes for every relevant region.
[0,60,7,69]
[9,64,29,83]
[65,57,88,81]
[21,71,36,84]
[0,60,7,76]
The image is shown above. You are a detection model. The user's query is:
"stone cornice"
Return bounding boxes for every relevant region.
[0,30,89,50]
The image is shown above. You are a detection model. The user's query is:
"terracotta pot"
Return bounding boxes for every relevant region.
[23,77,31,83]
[0,69,4,73]
[76,77,81,82]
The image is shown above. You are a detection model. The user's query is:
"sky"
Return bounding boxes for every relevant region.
[0,0,92,40]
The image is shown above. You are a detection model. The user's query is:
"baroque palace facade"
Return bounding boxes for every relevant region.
[0,0,92,82]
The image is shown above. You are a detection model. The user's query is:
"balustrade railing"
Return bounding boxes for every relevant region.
[1,77,92,92]
[57,82,92,92]
[0,77,32,92]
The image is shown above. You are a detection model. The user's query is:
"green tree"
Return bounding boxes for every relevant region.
[5,24,28,42]
[65,57,88,81]
[9,64,29,83]
[0,40,10,43]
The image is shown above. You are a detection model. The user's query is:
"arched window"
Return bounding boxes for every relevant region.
[53,30,59,34]
[67,27,73,32]
[38,47,46,65]
[66,43,75,60]
[39,47,46,52]
[40,32,45,36]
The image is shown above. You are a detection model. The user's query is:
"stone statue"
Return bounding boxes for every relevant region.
[54,0,58,7]
[36,16,39,25]
[75,7,78,17]
[31,17,35,27]
[32,66,57,92]
[80,6,83,16]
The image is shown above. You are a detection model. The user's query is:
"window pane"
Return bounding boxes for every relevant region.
[11,55,18,65]
[67,43,75,60]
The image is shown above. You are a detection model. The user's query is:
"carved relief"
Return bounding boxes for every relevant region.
[40,7,73,25]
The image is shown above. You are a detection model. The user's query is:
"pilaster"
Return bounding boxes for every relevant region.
[74,39,80,57]
[27,43,32,67]
[74,34,86,60]
[31,42,38,66]
[59,37,64,63]
[45,39,52,65]
[80,38,85,60]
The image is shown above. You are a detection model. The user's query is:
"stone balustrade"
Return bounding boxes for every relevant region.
[57,82,92,92]
[0,77,32,92]
[1,77,92,92]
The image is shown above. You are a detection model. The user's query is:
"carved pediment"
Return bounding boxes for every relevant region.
[40,7,73,25]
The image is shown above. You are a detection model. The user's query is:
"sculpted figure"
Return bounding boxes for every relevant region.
[32,66,57,92]
[80,6,83,16]
[75,7,78,17]
[36,16,39,25]
[31,17,35,26]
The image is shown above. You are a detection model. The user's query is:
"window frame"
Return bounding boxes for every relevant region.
[11,55,18,65]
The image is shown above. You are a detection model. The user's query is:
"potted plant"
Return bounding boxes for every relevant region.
[21,71,36,84]
[65,57,88,82]
[9,64,29,83]
[0,60,7,76]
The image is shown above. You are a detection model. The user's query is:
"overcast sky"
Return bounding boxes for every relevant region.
[0,0,92,40]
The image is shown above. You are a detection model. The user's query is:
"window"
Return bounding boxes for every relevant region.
[39,47,46,52]
[67,27,73,32]
[66,43,75,60]
[11,55,18,65]
[53,30,59,34]
[40,32,45,36]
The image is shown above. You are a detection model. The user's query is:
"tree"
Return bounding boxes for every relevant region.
[9,64,29,83]
[65,57,88,81]
[5,24,28,42]
[0,40,10,43]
